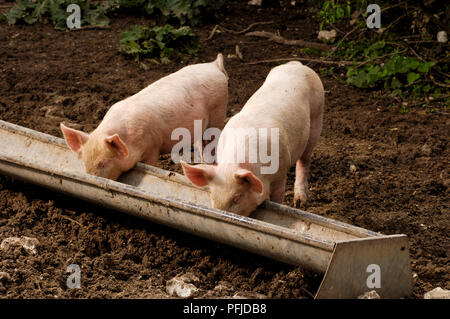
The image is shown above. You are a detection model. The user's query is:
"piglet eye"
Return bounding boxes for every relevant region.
[97,161,106,169]
[232,194,242,204]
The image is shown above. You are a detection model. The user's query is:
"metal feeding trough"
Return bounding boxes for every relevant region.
[0,120,413,299]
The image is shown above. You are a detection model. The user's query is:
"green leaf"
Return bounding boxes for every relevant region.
[371,41,385,52]
[49,1,68,30]
[407,72,420,84]
[5,1,30,24]
[404,57,420,71]
[390,77,401,89]
[119,24,200,63]
[417,61,435,73]
[422,84,431,92]
[336,7,344,19]
[391,89,402,97]
[345,4,351,17]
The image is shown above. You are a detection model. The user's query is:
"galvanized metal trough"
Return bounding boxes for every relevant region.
[0,120,413,298]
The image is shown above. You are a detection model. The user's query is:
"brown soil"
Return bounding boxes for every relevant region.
[0,0,448,299]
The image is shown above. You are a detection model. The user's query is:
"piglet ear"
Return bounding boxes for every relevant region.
[181,161,216,187]
[104,134,129,157]
[234,169,263,194]
[60,123,89,153]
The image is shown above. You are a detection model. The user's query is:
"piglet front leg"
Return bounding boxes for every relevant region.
[270,177,287,203]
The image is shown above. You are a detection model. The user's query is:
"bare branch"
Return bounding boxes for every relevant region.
[245,31,330,51]
[207,21,274,40]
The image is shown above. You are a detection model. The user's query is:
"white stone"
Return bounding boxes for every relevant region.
[350,164,357,172]
[424,287,450,299]
[358,290,381,299]
[1,236,39,254]
[317,30,337,43]
[166,273,199,298]
[0,272,11,282]
[233,291,268,299]
[248,0,262,6]
[437,31,447,43]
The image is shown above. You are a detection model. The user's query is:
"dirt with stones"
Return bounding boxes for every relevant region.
[0,0,448,298]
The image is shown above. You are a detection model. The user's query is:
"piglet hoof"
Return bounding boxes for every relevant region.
[293,194,308,210]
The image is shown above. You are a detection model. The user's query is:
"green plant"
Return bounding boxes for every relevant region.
[335,40,400,61]
[109,0,225,25]
[5,0,225,30]
[319,66,335,76]
[315,0,449,107]
[317,0,352,30]
[346,55,436,92]
[119,24,200,63]
[332,39,447,97]
[149,0,225,26]
[5,0,111,30]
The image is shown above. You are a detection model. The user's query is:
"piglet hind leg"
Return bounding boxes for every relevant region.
[294,120,322,209]
[294,156,310,208]
[294,91,324,209]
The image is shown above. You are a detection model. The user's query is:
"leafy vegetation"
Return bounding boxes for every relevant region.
[5,0,112,30]
[5,0,225,29]
[317,0,352,30]
[119,24,200,64]
[313,0,449,106]
[335,39,448,99]
[347,55,435,93]
[111,0,226,26]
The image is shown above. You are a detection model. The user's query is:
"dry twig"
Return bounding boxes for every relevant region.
[403,94,450,108]
[207,21,274,40]
[60,215,83,227]
[429,75,450,88]
[207,24,219,40]
[235,45,243,61]
[245,31,330,51]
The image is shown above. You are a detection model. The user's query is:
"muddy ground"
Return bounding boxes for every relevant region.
[0,1,448,299]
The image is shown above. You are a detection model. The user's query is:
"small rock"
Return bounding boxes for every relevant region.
[0,272,11,283]
[358,290,381,299]
[248,0,262,6]
[166,273,199,298]
[420,144,432,156]
[437,31,447,43]
[317,30,337,43]
[235,45,243,61]
[233,291,268,299]
[350,164,357,173]
[1,236,39,254]
[424,287,450,299]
